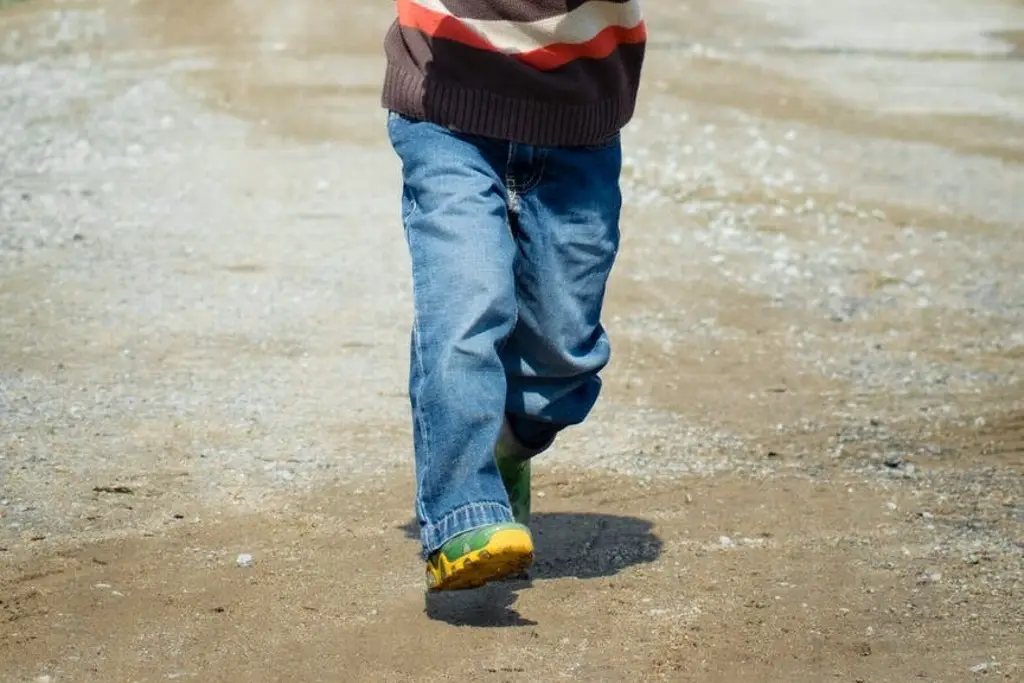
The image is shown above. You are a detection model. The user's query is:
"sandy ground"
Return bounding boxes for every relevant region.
[1,0,1022,681]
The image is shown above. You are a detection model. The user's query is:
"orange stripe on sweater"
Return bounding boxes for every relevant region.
[397,2,646,71]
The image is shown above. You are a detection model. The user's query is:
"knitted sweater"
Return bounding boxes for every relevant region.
[381,0,646,147]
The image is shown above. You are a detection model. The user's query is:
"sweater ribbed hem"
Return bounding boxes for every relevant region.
[381,64,636,148]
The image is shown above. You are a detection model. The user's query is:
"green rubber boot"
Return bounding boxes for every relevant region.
[496,443,531,527]
[494,420,556,528]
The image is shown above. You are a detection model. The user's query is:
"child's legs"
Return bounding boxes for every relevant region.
[387,112,518,557]
[501,138,623,447]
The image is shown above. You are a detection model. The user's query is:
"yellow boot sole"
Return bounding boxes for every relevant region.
[426,528,534,592]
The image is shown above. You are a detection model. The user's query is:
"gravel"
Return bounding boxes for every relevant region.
[1,0,1021,558]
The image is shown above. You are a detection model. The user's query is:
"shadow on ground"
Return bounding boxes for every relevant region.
[399,512,663,627]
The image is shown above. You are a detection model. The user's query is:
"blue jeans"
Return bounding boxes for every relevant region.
[386,112,622,557]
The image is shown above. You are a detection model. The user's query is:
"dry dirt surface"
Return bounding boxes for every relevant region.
[1,0,1023,681]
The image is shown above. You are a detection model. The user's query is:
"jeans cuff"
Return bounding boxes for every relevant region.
[420,501,513,558]
[500,417,557,461]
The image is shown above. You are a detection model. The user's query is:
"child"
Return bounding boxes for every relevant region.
[382,0,646,591]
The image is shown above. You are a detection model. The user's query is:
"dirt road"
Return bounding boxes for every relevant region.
[1,1,1022,681]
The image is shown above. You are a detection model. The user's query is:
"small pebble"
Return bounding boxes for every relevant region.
[236,553,254,568]
[883,454,904,468]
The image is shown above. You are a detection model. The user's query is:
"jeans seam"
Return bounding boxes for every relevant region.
[411,319,431,526]
[500,238,519,356]
[505,142,519,214]
[404,218,433,530]
[518,148,548,195]
[501,141,519,355]
[402,190,419,223]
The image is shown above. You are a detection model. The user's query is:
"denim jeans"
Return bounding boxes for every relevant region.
[386,112,622,556]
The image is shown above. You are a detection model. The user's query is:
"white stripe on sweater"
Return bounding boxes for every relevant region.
[406,0,644,53]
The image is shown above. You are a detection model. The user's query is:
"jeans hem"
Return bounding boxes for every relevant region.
[499,418,557,462]
[421,501,514,558]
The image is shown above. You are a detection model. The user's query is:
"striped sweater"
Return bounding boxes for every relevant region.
[382,0,646,147]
